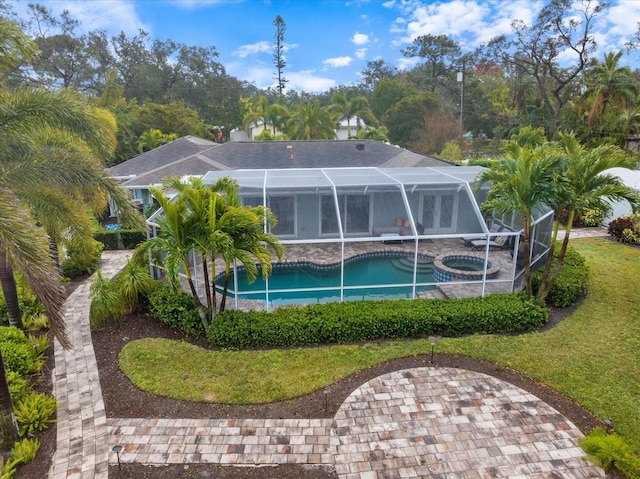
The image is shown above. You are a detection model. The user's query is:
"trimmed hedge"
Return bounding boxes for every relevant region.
[148,282,204,337]
[94,229,146,250]
[206,293,548,349]
[533,247,589,308]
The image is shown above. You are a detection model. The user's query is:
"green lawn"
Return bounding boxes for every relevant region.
[120,237,640,448]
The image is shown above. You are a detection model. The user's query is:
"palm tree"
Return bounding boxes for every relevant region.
[153,176,284,319]
[535,133,640,303]
[0,89,144,328]
[474,143,565,296]
[329,92,377,138]
[581,51,638,126]
[216,200,284,313]
[137,128,177,153]
[134,183,210,328]
[287,100,337,140]
[243,95,269,139]
[266,102,290,136]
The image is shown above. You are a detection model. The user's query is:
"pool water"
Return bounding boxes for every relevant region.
[442,258,484,271]
[218,254,435,305]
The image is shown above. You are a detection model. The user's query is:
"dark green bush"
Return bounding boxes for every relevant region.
[60,238,104,279]
[0,327,36,376]
[93,231,119,250]
[206,293,547,349]
[95,229,146,250]
[148,282,204,336]
[533,247,589,308]
[119,229,147,249]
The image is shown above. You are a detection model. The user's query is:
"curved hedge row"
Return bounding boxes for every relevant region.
[206,293,547,349]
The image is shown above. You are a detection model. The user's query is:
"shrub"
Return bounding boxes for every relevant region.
[439,141,463,164]
[119,229,146,249]
[580,207,605,227]
[0,278,44,323]
[60,237,104,279]
[22,313,49,332]
[206,293,547,349]
[93,230,119,250]
[0,328,36,376]
[0,342,37,376]
[8,438,40,466]
[148,282,204,336]
[113,259,155,313]
[581,427,640,479]
[7,371,29,405]
[14,392,57,437]
[26,334,49,372]
[533,247,589,308]
[89,269,125,328]
[607,215,640,244]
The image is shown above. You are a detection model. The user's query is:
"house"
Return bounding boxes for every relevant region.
[106,136,449,211]
[110,136,554,308]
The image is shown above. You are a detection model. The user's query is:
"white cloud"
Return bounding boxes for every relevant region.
[287,71,336,92]
[351,32,370,45]
[28,1,150,37]
[389,0,539,50]
[323,56,354,68]
[355,48,368,59]
[233,41,271,58]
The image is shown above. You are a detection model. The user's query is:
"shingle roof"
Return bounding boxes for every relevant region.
[106,136,219,179]
[109,137,451,187]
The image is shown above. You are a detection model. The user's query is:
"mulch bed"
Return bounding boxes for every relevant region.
[16,296,622,479]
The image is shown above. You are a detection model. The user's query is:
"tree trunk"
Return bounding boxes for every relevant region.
[536,211,575,304]
[0,350,20,450]
[220,266,230,314]
[536,218,561,298]
[0,249,23,329]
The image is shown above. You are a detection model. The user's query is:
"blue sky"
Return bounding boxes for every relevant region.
[11,0,640,93]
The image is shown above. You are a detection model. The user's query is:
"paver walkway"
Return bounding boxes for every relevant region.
[49,235,608,478]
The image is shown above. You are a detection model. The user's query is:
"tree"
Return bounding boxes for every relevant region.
[136,176,284,323]
[371,78,416,120]
[484,0,613,132]
[383,91,446,148]
[329,92,376,138]
[401,34,461,93]
[0,26,143,445]
[137,129,177,153]
[360,59,397,91]
[135,181,210,327]
[474,143,565,296]
[0,89,144,330]
[0,17,36,80]
[286,100,337,140]
[580,51,638,126]
[272,15,288,97]
[535,133,640,303]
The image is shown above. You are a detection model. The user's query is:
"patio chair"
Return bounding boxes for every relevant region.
[462,223,502,246]
[470,234,509,250]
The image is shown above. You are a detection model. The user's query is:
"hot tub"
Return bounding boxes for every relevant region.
[433,254,500,282]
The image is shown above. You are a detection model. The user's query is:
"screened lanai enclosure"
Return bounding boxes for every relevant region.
[146,166,555,311]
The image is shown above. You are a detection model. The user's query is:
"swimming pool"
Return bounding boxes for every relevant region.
[217,252,436,306]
